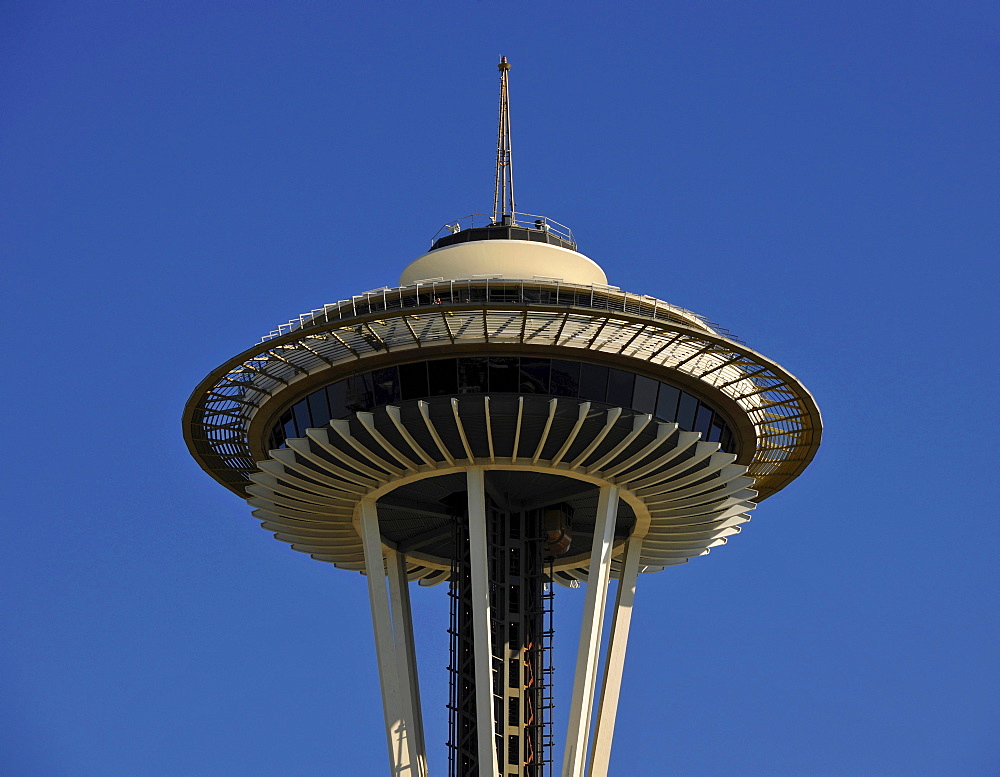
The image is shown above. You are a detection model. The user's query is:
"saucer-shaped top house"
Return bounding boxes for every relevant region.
[183,58,821,777]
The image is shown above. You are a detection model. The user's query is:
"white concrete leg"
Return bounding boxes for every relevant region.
[563,484,620,777]
[588,536,644,776]
[387,547,428,776]
[359,498,420,776]
[467,467,500,777]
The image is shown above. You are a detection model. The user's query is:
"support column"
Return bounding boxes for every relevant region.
[563,484,620,777]
[467,467,500,777]
[387,547,428,776]
[359,498,421,777]
[587,536,644,777]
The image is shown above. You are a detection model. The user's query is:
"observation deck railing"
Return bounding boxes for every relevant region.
[430,212,576,248]
[257,277,742,345]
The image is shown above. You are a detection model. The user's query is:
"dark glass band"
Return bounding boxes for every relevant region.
[268,356,736,454]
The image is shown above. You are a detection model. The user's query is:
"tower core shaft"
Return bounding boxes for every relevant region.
[448,501,553,776]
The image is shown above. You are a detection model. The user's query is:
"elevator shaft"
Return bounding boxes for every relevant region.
[448,499,557,777]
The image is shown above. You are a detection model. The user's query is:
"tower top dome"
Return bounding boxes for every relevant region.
[401,52,608,288]
[400,219,608,286]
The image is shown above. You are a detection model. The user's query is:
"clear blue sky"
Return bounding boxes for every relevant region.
[2,2,997,775]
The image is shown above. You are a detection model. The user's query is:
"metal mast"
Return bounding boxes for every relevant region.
[493,56,515,225]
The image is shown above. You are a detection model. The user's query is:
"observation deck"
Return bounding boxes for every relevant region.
[184,274,821,514]
[429,212,578,252]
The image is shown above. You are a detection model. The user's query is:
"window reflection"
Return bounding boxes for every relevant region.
[372,367,400,405]
[307,388,330,428]
[489,356,519,392]
[578,363,609,402]
[427,358,458,396]
[677,392,698,430]
[458,357,487,394]
[656,384,680,422]
[550,360,581,397]
[519,357,550,394]
[632,375,658,415]
[346,373,373,412]
[399,362,428,400]
[695,405,714,439]
[607,369,635,408]
[292,402,310,434]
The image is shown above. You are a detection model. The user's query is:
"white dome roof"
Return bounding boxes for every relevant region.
[399,239,609,286]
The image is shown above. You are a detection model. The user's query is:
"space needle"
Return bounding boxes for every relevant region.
[184,58,822,777]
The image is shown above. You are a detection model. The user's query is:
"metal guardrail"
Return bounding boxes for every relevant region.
[257,277,740,345]
[430,212,576,247]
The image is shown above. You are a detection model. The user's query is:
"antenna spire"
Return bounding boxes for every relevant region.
[493,56,515,226]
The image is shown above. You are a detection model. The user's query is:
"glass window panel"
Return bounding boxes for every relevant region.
[282,413,297,439]
[656,384,680,421]
[519,357,550,393]
[677,392,698,430]
[399,362,429,400]
[720,427,734,454]
[307,388,331,427]
[632,374,658,414]
[578,363,609,402]
[458,356,488,394]
[345,373,373,412]
[695,404,714,438]
[607,369,635,408]
[550,359,581,397]
[292,400,311,432]
[326,380,349,419]
[428,358,458,396]
[709,421,724,443]
[372,367,400,405]
[489,356,519,392]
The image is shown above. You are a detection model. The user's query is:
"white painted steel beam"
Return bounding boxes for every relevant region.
[467,467,500,777]
[330,418,405,476]
[551,401,592,465]
[385,405,438,466]
[585,414,651,472]
[588,536,643,776]
[249,399,758,577]
[569,407,622,470]
[563,484,620,777]
[359,499,422,777]
[387,548,428,777]
[451,398,476,463]
[419,400,456,464]
[532,397,559,463]
[308,427,391,481]
[357,412,420,471]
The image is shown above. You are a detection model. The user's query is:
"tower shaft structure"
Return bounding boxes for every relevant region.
[183,60,822,777]
[448,497,552,776]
